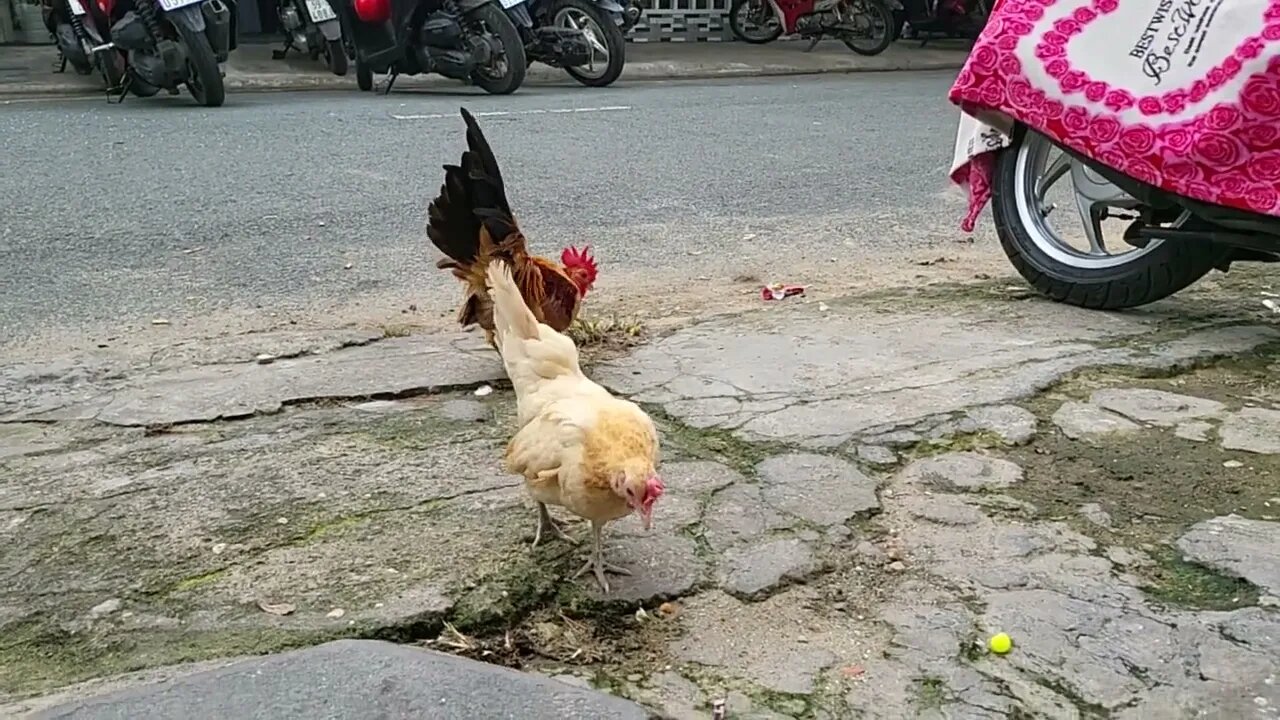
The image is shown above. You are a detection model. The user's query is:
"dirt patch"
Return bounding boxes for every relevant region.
[1000,353,1280,610]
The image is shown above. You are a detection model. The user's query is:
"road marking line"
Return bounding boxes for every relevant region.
[390,105,632,120]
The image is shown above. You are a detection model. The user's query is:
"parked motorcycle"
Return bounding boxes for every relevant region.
[42,0,128,88]
[949,0,1280,310]
[343,0,526,95]
[503,0,625,87]
[887,0,987,45]
[101,0,235,105]
[272,0,349,76]
[728,0,893,55]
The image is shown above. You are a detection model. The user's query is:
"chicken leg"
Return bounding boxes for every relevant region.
[573,520,632,593]
[532,502,577,547]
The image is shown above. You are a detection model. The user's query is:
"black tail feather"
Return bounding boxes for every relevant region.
[426,107,518,265]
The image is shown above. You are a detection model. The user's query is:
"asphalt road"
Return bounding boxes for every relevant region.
[0,72,974,350]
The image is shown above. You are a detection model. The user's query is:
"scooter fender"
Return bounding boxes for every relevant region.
[593,0,625,13]
[166,3,207,32]
[201,0,234,60]
[317,17,342,41]
[882,0,902,9]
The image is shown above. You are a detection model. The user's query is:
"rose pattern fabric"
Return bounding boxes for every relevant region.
[948,0,1280,230]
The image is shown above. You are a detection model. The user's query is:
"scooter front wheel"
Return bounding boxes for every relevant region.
[326,39,348,76]
[728,0,782,43]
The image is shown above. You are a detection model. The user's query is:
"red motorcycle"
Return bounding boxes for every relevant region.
[42,0,128,87]
[728,0,893,55]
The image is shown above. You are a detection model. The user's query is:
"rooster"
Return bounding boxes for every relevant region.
[485,259,664,593]
[427,108,599,348]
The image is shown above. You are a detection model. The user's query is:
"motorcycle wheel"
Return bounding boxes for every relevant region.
[356,57,373,91]
[992,127,1222,310]
[467,3,527,95]
[176,23,226,106]
[728,0,782,43]
[325,39,349,76]
[840,0,893,55]
[552,0,625,88]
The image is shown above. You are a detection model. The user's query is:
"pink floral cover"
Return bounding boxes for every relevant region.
[948,0,1280,232]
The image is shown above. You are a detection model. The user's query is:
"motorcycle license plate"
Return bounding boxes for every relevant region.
[157,0,202,11]
[66,0,87,15]
[305,0,337,21]
[499,0,525,10]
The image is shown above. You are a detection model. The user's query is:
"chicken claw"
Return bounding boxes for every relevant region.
[573,521,632,593]
[533,502,578,547]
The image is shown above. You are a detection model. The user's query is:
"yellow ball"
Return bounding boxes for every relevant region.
[988,632,1013,655]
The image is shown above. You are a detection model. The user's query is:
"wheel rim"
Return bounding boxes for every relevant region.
[554,7,609,79]
[841,0,889,50]
[734,0,780,40]
[1012,131,1182,270]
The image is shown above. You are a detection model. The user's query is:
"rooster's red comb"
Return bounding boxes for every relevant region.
[560,245,596,269]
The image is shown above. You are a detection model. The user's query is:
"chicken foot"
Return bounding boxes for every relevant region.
[532,502,578,547]
[573,520,632,593]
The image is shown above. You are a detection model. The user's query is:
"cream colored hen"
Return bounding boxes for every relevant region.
[486,260,665,593]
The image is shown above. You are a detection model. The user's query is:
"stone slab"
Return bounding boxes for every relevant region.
[593,300,1278,445]
[1176,515,1280,595]
[0,333,502,427]
[30,640,654,720]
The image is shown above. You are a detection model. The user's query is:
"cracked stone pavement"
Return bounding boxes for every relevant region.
[2,291,1279,719]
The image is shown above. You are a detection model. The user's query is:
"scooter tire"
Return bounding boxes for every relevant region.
[728,0,782,43]
[468,3,526,95]
[176,23,226,106]
[841,0,894,56]
[326,39,349,76]
[992,127,1223,310]
[552,0,626,87]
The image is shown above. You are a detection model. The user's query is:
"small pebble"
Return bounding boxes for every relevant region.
[327,608,345,618]
[1224,460,1244,468]
[255,353,276,365]
[887,561,907,572]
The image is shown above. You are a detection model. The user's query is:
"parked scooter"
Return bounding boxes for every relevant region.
[887,0,987,44]
[948,0,1280,310]
[106,0,236,105]
[272,0,349,76]
[343,0,527,94]
[728,0,894,55]
[503,0,625,87]
[42,0,127,87]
